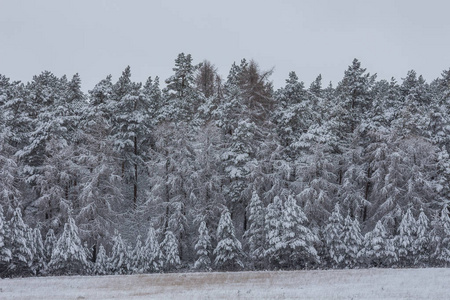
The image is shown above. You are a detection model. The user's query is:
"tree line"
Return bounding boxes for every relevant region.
[0,53,450,276]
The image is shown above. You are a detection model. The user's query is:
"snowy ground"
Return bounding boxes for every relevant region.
[1,268,449,299]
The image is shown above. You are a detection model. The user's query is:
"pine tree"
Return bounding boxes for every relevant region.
[8,208,32,276]
[109,230,130,275]
[335,58,376,135]
[243,191,265,266]
[142,226,163,272]
[323,204,346,268]
[48,216,90,275]
[164,53,201,121]
[430,206,450,266]
[363,220,397,267]
[94,244,109,275]
[161,230,181,271]
[395,208,417,267]
[265,196,283,268]
[280,194,319,268]
[194,220,212,270]
[214,208,244,270]
[43,229,57,264]
[30,227,46,275]
[0,207,11,275]
[414,209,430,266]
[130,236,145,274]
[341,215,363,268]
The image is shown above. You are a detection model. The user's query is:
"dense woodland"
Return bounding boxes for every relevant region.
[1,54,450,277]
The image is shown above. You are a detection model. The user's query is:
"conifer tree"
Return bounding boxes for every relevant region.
[142,226,163,272]
[243,191,265,265]
[214,208,244,270]
[341,215,363,268]
[109,230,130,275]
[94,244,109,275]
[0,207,11,274]
[265,196,283,267]
[43,229,57,264]
[363,220,397,267]
[130,236,145,273]
[430,205,450,266]
[164,53,201,121]
[161,230,181,271]
[8,208,32,275]
[194,220,212,270]
[395,208,417,267]
[280,194,319,268]
[48,216,90,275]
[414,209,430,266]
[323,204,345,268]
[30,227,46,275]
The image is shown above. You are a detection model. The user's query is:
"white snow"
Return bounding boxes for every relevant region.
[1,268,449,299]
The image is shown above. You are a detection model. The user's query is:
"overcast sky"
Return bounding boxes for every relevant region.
[1,0,450,92]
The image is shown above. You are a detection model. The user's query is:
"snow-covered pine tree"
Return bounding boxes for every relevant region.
[130,235,145,274]
[161,230,181,271]
[341,215,363,268]
[43,229,56,264]
[142,226,163,273]
[194,220,212,270]
[77,74,123,251]
[111,66,153,208]
[30,227,46,275]
[335,58,376,136]
[243,191,265,267]
[8,208,32,276]
[164,52,201,121]
[280,194,319,269]
[94,244,109,275]
[414,209,430,266]
[214,208,244,270]
[272,71,311,157]
[265,195,283,268]
[363,220,397,267]
[430,205,450,266]
[322,203,346,268]
[109,230,131,275]
[395,208,417,267]
[0,207,11,275]
[48,216,90,275]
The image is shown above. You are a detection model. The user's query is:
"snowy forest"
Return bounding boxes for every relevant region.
[1,53,450,277]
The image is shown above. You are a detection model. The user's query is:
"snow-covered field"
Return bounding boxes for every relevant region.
[1,268,449,299]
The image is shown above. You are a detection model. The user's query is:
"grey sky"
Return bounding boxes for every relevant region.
[1,0,450,92]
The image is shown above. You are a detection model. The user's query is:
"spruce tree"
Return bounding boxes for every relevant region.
[363,220,397,267]
[414,209,430,266]
[341,215,363,268]
[43,229,57,264]
[265,196,283,267]
[395,208,417,267]
[130,235,145,274]
[94,244,108,275]
[323,204,345,268]
[8,208,32,276]
[214,208,244,270]
[0,207,11,275]
[30,227,46,275]
[142,226,163,272]
[283,194,319,268]
[109,230,130,275]
[430,205,450,266]
[194,220,212,271]
[161,230,181,271]
[243,191,265,266]
[48,216,90,275]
